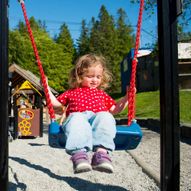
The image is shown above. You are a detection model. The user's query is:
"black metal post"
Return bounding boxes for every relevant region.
[0,0,9,190]
[157,0,180,190]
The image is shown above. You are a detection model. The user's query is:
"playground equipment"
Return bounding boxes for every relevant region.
[0,0,183,190]
[18,0,144,150]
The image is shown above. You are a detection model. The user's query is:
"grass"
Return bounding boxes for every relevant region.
[114,90,191,124]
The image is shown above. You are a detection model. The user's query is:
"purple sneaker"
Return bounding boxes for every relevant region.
[71,151,92,173]
[91,151,113,173]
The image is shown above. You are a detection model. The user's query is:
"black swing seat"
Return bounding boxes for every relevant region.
[48,121,142,150]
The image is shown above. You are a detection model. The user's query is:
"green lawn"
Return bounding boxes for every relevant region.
[114,90,191,124]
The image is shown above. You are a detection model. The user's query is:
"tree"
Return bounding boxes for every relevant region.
[54,23,76,91]
[76,20,90,56]
[17,17,46,35]
[9,29,38,73]
[9,17,74,92]
[56,23,75,56]
[88,17,100,53]
[9,17,47,73]
[116,8,134,58]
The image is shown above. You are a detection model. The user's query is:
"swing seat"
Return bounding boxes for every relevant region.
[114,122,142,150]
[48,121,142,150]
[48,121,66,148]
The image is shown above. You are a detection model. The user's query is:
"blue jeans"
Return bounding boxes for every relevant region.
[62,111,116,154]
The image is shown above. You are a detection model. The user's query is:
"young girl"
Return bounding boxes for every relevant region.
[48,54,129,173]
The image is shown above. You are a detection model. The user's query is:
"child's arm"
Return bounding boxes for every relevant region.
[43,77,62,108]
[109,94,128,115]
[110,86,136,115]
[47,85,62,108]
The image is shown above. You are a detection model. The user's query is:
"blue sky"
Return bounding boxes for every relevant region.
[9,0,158,48]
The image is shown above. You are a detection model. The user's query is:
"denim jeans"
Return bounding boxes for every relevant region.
[62,111,116,154]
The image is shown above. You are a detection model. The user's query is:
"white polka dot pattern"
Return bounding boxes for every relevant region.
[57,87,116,116]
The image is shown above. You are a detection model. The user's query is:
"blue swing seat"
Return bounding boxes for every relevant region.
[114,122,142,150]
[48,121,142,150]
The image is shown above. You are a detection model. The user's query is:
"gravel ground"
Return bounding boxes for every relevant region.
[8,125,191,191]
[131,127,191,191]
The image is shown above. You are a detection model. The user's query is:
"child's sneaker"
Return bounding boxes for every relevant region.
[91,151,113,173]
[71,151,92,173]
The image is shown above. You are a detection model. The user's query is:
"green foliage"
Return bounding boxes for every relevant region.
[56,23,75,56]
[54,23,76,91]
[115,90,191,123]
[116,8,134,57]
[76,20,90,56]
[36,34,73,92]
[9,30,37,72]
[9,18,74,92]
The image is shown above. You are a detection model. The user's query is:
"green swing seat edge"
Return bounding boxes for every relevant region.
[48,121,142,150]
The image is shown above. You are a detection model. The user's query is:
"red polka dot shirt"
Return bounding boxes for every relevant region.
[57,87,116,116]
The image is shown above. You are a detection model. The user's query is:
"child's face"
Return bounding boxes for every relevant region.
[81,64,103,88]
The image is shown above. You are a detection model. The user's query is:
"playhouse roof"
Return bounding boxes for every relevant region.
[9,63,58,95]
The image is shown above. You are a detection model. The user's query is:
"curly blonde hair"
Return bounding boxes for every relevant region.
[69,54,112,90]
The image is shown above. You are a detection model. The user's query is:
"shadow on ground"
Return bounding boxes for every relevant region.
[9,156,129,191]
[9,182,27,191]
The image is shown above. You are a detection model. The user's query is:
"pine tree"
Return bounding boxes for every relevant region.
[89,17,100,53]
[116,8,134,58]
[76,20,90,56]
[56,23,75,56]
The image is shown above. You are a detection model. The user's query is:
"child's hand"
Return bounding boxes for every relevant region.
[126,86,137,94]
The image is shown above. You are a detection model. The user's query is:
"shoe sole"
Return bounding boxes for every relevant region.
[74,163,92,174]
[92,163,113,173]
